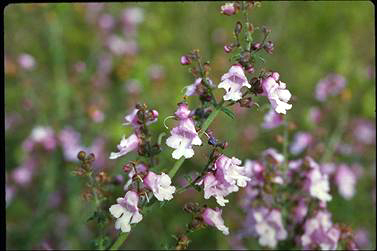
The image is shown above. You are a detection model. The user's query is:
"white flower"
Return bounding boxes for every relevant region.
[261,74,292,114]
[308,166,332,203]
[109,191,143,233]
[109,133,140,159]
[218,65,251,101]
[202,207,229,235]
[144,171,176,201]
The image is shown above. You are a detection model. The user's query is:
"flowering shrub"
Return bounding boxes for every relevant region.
[5,2,375,250]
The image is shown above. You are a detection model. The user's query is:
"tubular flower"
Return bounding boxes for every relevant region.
[109,191,143,233]
[218,64,251,101]
[109,133,140,159]
[185,77,214,97]
[202,207,229,235]
[144,171,176,201]
[220,3,237,16]
[305,157,332,203]
[262,108,283,129]
[166,103,202,159]
[261,72,292,114]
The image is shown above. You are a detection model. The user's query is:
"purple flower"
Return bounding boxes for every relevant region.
[224,45,233,53]
[261,73,292,114]
[144,171,176,201]
[352,119,376,145]
[11,157,36,186]
[202,207,229,235]
[334,164,357,200]
[18,53,36,70]
[308,106,322,125]
[123,108,158,129]
[185,77,214,97]
[354,229,370,249]
[315,74,346,102]
[109,190,143,233]
[166,103,202,159]
[293,199,308,224]
[290,132,313,155]
[220,3,237,16]
[252,207,288,248]
[98,14,115,31]
[300,211,340,250]
[200,155,250,206]
[305,157,332,203]
[262,148,284,165]
[262,108,283,129]
[109,134,140,159]
[59,127,86,162]
[107,35,138,56]
[218,64,251,101]
[124,163,148,190]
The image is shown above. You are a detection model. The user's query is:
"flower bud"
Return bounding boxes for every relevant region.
[264,41,274,54]
[219,141,229,149]
[224,44,233,53]
[208,136,217,146]
[180,55,191,65]
[251,42,261,51]
[262,26,271,34]
[239,97,253,108]
[77,151,86,161]
[220,3,237,16]
[234,21,243,36]
[247,23,254,33]
[123,162,135,172]
[86,153,95,162]
[245,65,255,74]
[183,202,200,213]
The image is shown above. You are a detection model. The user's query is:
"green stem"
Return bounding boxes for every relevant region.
[109,233,129,251]
[282,115,289,172]
[320,107,349,163]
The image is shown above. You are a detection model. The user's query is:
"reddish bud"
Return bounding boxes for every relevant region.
[180,55,191,65]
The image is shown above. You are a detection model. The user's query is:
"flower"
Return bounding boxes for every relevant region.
[202,207,229,235]
[185,77,214,97]
[201,172,237,206]
[220,3,237,16]
[200,155,250,206]
[261,73,292,114]
[180,55,191,65]
[18,53,36,70]
[166,103,202,159]
[262,108,283,129]
[305,157,332,203]
[123,108,158,129]
[144,171,176,201]
[215,155,251,188]
[262,148,284,165]
[109,191,143,233]
[334,164,357,200]
[315,74,346,102]
[300,211,340,250]
[110,134,140,159]
[253,207,288,248]
[218,65,251,101]
[289,132,313,155]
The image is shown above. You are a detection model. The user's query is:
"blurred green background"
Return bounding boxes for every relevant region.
[5,2,375,250]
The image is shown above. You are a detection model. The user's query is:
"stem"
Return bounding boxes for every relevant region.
[282,115,289,173]
[320,107,349,163]
[107,101,224,250]
[109,233,129,251]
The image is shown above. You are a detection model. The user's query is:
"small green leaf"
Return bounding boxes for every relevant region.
[221,107,235,120]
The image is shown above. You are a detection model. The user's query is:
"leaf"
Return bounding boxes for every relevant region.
[221,107,235,120]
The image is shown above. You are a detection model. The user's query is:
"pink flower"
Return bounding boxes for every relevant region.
[315,74,346,102]
[308,106,322,125]
[200,155,250,206]
[185,77,214,97]
[262,108,283,129]
[123,108,158,129]
[215,155,251,188]
[305,157,332,203]
[220,3,237,16]
[334,164,357,200]
[144,171,176,201]
[290,132,313,155]
[110,134,140,159]
[202,207,229,235]
[261,73,292,114]
[166,103,202,159]
[200,173,237,206]
[262,148,284,165]
[300,211,340,250]
[98,14,115,31]
[109,190,143,233]
[18,53,36,70]
[253,207,288,248]
[218,65,251,101]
